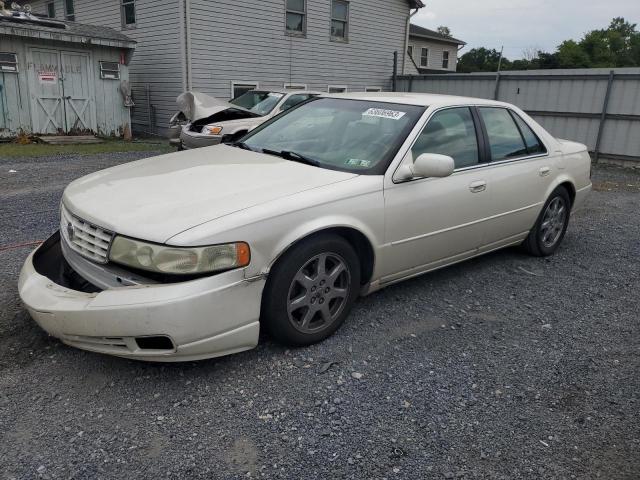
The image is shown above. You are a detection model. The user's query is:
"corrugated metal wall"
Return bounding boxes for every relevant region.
[397,68,640,163]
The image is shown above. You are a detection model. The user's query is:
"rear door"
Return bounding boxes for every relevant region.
[381,106,492,282]
[475,107,554,250]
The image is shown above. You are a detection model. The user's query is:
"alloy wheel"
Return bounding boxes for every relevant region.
[540,196,567,248]
[286,253,351,333]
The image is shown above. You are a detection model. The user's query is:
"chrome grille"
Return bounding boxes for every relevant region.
[60,204,113,264]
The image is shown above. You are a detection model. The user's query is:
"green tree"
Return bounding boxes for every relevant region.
[557,40,591,68]
[458,48,510,72]
[437,26,452,37]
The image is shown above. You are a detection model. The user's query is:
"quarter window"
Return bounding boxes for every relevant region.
[0,53,18,73]
[121,0,136,27]
[479,107,528,161]
[420,48,429,67]
[442,51,450,69]
[511,112,546,154]
[412,107,480,169]
[64,0,75,21]
[286,0,306,35]
[331,0,349,41]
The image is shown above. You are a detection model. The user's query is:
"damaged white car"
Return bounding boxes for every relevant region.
[19,93,591,362]
[171,89,319,150]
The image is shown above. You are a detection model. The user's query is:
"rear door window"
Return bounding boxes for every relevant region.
[411,107,480,169]
[511,112,546,154]
[479,107,528,161]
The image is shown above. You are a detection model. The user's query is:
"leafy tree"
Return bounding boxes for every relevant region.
[458,48,510,73]
[456,17,639,72]
[437,26,451,37]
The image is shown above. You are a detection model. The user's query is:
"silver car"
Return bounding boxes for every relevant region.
[177,89,319,149]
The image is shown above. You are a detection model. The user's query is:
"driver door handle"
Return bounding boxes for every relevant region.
[469,180,487,193]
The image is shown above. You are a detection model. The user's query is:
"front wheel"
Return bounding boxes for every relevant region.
[523,186,571,256]
[261,235,360,346]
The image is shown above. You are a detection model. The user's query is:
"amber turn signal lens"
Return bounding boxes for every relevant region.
[236,242,251,267]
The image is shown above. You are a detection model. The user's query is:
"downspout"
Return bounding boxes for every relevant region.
[402,9,420,75]
[186,0,193,90]
[179,0,187,91]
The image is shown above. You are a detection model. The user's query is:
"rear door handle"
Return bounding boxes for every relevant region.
[539,166,551,177]
[469,180,487,193]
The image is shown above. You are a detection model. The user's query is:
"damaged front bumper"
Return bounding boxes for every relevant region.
[18,232,264,362]
[179,128,223,150]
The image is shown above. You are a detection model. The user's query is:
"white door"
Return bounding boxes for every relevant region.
[60,51,95,133]
[381,107,492,282]
[28,49,65,134]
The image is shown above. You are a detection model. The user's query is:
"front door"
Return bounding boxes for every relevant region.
[27,48,95,134]
[381,106,491,283]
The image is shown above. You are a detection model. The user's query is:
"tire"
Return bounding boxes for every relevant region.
[523,186,571,257]
[262,234,361,346]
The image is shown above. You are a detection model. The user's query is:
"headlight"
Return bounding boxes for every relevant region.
[203,125,223,135]
[109,236,250,275]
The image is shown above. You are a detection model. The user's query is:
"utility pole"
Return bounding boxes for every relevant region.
[493,45,504,100]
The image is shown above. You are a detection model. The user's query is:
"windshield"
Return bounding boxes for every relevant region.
[230,91,285,116]
[242,98,425,174]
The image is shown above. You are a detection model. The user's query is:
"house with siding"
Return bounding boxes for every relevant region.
[20,0,425,136]
[405,24,465,74]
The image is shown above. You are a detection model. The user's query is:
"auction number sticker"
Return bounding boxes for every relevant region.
[363,108,406,120]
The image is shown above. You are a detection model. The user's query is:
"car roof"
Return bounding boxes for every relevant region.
[321,92,511,108]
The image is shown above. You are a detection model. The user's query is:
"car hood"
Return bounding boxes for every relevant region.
[176,91,250,121]
[63,145,358,244]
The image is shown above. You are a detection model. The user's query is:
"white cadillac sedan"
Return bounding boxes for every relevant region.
[19,93,591,361]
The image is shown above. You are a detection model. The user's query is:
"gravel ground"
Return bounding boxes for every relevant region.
[1,152,639,479]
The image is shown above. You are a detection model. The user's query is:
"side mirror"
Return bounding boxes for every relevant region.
[411,153,455,178]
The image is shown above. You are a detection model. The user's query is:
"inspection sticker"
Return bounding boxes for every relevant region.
[362,108,406,120]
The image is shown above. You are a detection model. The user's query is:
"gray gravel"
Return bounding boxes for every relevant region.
[1,152,639,479]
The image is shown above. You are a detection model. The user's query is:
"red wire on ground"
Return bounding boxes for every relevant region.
[0,241,43,252]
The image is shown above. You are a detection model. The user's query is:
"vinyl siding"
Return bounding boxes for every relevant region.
[188,0,410,98]
[407,36,459,72]
[26,0,184,134]
[24,0,413,134]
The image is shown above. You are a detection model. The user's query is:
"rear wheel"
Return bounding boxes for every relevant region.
[523,186,571,256]
[262,235,360,346]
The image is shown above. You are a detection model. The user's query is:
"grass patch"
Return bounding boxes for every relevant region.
[0,140,173,158]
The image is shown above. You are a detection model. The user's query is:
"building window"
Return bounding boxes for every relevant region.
[285,0,306,35]
[121,0,136,27]
[284,83,307,90]
[328,85,347,93]
[64,0,75,21]
[0,53,18,73]
[46,2,55,18]
[442,51,450,69]
[331,0,349,41]
[231,81,259,99]
[407,45,414,59]
[99,61,121,80]
[365,86,382,92]
[420,48,429,67]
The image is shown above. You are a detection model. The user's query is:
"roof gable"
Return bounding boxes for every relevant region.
[409,24,465,45]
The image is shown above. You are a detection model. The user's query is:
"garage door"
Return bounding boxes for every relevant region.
[27,48,96,134]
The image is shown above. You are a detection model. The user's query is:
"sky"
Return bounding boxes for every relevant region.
[412,0,640,60]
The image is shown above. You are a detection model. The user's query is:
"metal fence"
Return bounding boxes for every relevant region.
[396,68,640,164]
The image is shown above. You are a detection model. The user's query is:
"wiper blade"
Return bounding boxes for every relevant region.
[232,141,254,151]
[261,148,320,167]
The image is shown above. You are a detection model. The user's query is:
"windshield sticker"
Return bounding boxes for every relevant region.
[362,108,406,120]
[346,158,372,168]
